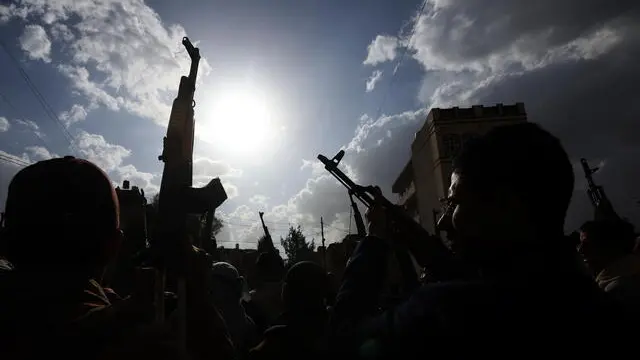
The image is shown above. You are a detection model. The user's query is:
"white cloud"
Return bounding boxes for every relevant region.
[14,119,45,139]
[0,145,159,212]
[111,164,159,196]
[347,109,427,153]
[300,159,325,177]
[74,130,131,172]
[3,0,213,127]
[363,35,399,66]
[23,146,58,162]
[59,104,88,127]
[224,158,362,245]
[72,130,160,196]
[396,2,630,108]
[192,157,242,200]
[222,182,239,199]
[193,157,242,179]
[56,65,124,111]
[365,70,383,92]
[0,117,9,132]
[50,23,75,42]
[248,194,269,208]
[19,24,52,63]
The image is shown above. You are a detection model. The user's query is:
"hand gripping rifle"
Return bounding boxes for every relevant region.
[154,37,228,346]
[317,150,461,283]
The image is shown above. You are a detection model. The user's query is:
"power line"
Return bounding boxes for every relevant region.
[1,90,52,150]
[0,39,79,156]
[222,218,348,233]
[0,92,19,115]
[0,152,31,168]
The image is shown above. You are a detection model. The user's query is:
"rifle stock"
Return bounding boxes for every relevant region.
[153,37,228,346]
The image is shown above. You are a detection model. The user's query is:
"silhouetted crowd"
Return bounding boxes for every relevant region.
[1,122,639,360]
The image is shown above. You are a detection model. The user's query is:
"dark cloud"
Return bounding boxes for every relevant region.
[468,31,640,157]
[412,0,639,69]
[461,22,640,228]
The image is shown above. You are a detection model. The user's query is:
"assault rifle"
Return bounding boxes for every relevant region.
[153,37,228,345]
[580,158,619,221]
[317,150,462,282]
[258,211,277,253]
[259,211,272,243]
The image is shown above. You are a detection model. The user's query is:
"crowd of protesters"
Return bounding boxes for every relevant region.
[1,122,638,359]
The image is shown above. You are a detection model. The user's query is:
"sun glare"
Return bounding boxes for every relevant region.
[198,86,275,155]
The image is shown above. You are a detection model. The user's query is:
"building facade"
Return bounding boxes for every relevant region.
[392,103,528,234]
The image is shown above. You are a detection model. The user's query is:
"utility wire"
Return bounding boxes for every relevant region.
[0,90,51,150]
[0,39,79,156]
[0,152,31,168]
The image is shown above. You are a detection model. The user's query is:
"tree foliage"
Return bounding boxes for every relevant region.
[280,225,315,264]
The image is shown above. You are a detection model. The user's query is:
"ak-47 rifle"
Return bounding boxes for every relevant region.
[258,211,277,253]
[580,158,620,221]
[318,150,461,282]
[153,37,228,346]
[259,211,272,243]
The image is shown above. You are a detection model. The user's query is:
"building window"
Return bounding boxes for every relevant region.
[442,134,461,158]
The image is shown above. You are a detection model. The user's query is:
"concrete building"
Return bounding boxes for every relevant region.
[392,103,528,234]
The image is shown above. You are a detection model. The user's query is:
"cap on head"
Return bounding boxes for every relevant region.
[211,261,240,281]
[1,156,120,270]
[211,262,243,297]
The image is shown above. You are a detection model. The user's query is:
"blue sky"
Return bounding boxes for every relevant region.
[1,0,639,249]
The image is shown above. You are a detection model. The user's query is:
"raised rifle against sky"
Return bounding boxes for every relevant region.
[152,37,228,346]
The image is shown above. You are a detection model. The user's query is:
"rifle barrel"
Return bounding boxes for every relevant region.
[317,154,375,207]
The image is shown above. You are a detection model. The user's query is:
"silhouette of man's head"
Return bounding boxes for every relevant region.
[211,261,244,300]
[0,156,122,275]
[439,123,574,263]
[255,251,285,284]
[282,261,327,313]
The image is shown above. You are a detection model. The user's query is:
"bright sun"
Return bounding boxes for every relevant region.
[198,86,274,155]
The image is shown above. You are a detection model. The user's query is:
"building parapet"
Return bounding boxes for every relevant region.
[428,102,526,123]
